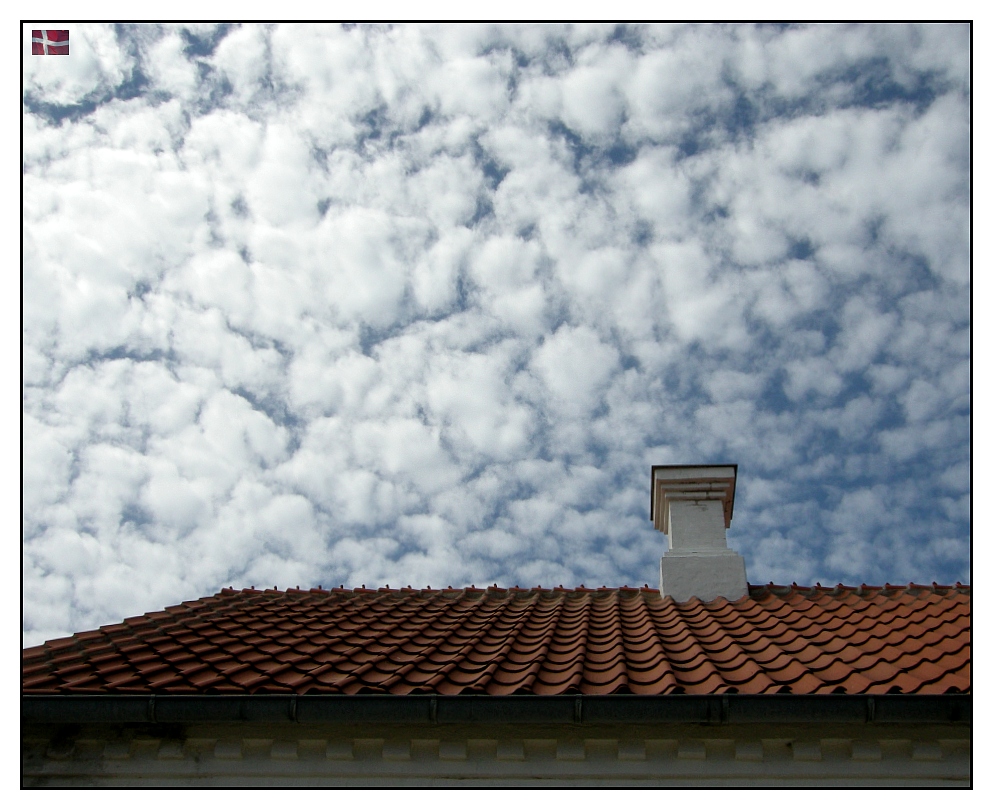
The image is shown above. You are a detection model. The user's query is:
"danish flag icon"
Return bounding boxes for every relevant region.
[32,30,69,55]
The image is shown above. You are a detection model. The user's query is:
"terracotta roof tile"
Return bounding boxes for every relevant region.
[928,667,970,693]
[22,583,970,697]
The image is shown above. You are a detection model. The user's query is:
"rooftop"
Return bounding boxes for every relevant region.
[22,582,970,698]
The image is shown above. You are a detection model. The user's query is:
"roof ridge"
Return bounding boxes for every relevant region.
[748,582,971,597]
[216,582,972,601]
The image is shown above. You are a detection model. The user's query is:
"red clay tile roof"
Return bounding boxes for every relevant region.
[22,583,970,697]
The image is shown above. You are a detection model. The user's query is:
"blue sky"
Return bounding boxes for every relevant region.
[21,23,971,646]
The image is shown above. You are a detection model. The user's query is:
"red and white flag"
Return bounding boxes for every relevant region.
[32,30,69,55]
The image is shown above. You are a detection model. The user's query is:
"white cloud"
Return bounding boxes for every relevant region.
[181,109,265,187]
[831,297,898,373]
[245,124,322,227]
[655,242,751,348]
[319,207,424,328]
[623,29,733,144]
[211,24,269,107]
[22,23,971,643]
[784,356,845,401]
[703,369,766,403]
[900,378,945,424]
[530,324,620,417]
[612,147,692,239]
[424,349,534,462]
[411,228,472,315]
[432,52,514,121]
[22,415,73,524]
[560,47,630,141]
[145,31,199,100]
[140,459,211,535]
[747,532,815,586]
[818,395,885,441]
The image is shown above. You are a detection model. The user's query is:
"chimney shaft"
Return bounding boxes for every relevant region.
[651,464,748,602]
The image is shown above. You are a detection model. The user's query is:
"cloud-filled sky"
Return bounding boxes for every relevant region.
[22,23,971,646]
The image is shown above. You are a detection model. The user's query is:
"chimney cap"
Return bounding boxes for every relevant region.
[650,464,738,534]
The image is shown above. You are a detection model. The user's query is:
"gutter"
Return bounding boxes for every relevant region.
[22,693,971,726]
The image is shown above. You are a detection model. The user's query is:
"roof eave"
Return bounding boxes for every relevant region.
[22,692,971,727]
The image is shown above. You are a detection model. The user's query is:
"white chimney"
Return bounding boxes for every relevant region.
[651,464,748,602]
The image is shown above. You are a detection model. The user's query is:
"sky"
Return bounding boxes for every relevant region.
[21,23,971,647]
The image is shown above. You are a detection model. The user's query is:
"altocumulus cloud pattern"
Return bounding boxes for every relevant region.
[22,24,970,646]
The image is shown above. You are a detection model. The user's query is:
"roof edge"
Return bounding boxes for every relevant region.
[21,693,971,727]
